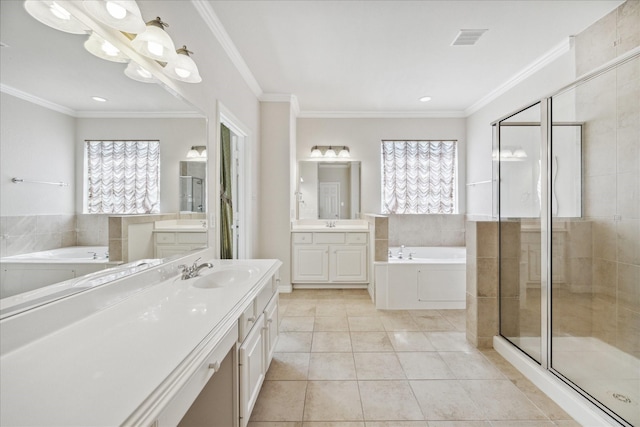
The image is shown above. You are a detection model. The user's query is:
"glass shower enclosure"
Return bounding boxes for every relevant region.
[496,52,639,426]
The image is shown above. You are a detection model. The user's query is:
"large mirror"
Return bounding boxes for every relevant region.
[0,1,208,305]
[180,161,207,213]
[297,161,361,220]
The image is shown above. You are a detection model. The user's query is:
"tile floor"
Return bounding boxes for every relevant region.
[248,289,581,427]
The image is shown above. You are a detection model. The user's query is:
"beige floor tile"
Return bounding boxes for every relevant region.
[380,315,421,331]
[425,332,475,351]
[410,312,457,331]
[351,331,395,352]
[354,352,406,380]
[358,380,424,421]
[308,352,357,380]
[250,380,307,422]
[281,316,316,332]
[509,377,573,420]
[460,380,547,420]
[277,332,313,352]
[303,423,365,427]
[249,423,303,427]
[316,302,348,316]
[388,332,436,352]
[314,316,350,331]
[396,352,455,380]
[437,309,467,331]
[410,380,482,421]
[266,353,310,380]
[438,351,504,380]
[365,422,428,427]
[478,349,525,380]
[286,302,318,316]
[348,316,385,331]
[552,421,582,427]
[312,331,353,352]
[346,301,380,316]
[303,381,364,421]
[490,422,555,427]
[425,422,490,427]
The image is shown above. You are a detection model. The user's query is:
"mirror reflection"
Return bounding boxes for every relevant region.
[0,1,208,304]
[297,161,361,220]
[180,161,207,213]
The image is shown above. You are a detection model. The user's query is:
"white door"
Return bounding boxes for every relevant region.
[318,182,340,219]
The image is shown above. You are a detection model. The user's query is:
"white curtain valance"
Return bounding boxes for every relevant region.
[382,140,456,214]
[86,140,160,214]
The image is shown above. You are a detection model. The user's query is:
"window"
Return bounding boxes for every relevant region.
[381,140,457,214]
[85,140,160,214]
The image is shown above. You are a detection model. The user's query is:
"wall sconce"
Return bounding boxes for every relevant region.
[186,145,207,160]
[24,0,202,84]
[309,145,350,159]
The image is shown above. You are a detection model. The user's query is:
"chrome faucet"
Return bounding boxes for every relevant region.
[178,257,213,280]
[397,245,405,259]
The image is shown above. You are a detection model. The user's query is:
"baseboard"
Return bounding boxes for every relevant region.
[278,283,293,293]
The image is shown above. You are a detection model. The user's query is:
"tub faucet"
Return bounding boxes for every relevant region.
[178,257,214,280]
[397,245,405,259]
[87,251,98,259]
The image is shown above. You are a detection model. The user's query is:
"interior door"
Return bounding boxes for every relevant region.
[318,182,340,219]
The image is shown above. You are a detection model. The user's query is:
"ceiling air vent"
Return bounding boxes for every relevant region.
[451,29,488,46]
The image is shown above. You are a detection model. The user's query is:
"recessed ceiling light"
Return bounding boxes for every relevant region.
[92,96,107,102]
[419,96,432,102]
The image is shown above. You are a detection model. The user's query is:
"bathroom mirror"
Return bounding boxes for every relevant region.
[0,1,208,303]
[297,161,361,220]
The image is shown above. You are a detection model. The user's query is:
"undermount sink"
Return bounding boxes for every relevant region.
[191,266,256,289]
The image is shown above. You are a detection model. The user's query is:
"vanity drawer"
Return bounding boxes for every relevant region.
[256,282,275,315]
[155,233,176,244]
[314,232,345,244]
[292,233,312,244]
[239,301,257,341]
[178,233,207,244]
[346,233,368,244]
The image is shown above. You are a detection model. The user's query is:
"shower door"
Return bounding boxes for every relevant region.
[497,102,543,364]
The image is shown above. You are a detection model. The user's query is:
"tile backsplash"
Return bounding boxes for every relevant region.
[388,214,466,247]
[1,214,78,258]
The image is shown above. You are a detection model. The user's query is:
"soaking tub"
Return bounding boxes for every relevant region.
[0,246,118,299]
[375,246,466,309]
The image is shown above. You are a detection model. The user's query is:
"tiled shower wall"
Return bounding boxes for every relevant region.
[0,214,115,258]
[388,214,466,247]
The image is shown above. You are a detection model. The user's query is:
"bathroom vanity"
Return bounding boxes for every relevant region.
[291,220,370,287]
[0,250,281,427]
[153,219,208,258]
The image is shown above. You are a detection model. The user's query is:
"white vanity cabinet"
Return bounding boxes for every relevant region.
[292,232,368,284]
[154,231,207,258]
[238,275,279,427]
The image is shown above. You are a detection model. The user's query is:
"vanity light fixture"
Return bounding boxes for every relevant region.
[24,0,89,34]
[124,61,156,82]
[131,17,176,62]
[83,0,146,33]
[186,145,207,160]
[310,146,322,158]
[162,46,202,83]
[338,146,350,158]
[512,147,528,158]
[84,32,129,62]
[324,146,337,158]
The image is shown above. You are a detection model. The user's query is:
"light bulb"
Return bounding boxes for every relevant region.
[50,2,70,20]
[175,67,191,78]
[147,41,164,57]
[105,1,126,19]
[101,40,119,56]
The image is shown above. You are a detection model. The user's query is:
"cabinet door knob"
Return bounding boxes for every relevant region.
[208,361,220,371]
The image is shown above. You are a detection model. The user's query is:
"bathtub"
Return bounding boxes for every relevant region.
[375,246,466,310]
[0,246,117,299]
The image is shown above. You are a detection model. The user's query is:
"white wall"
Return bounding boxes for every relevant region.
[75,118,206,214]
[465,48,577,217]
[259,101,295,287]
[297,118,467,215]
[1,94,76,216]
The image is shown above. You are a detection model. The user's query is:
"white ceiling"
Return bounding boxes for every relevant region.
[209,0,623,115]
[0,1,623,117]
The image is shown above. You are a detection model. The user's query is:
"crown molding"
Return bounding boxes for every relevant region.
[75,111,206,119]
[192,0,263,98]
[298,110,466,119]
[465,37,572,117]
[1,84,77,117]
[259,93,300,116]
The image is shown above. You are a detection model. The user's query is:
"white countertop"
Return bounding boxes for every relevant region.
[0,257,281,426]
[291,219,369,232]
